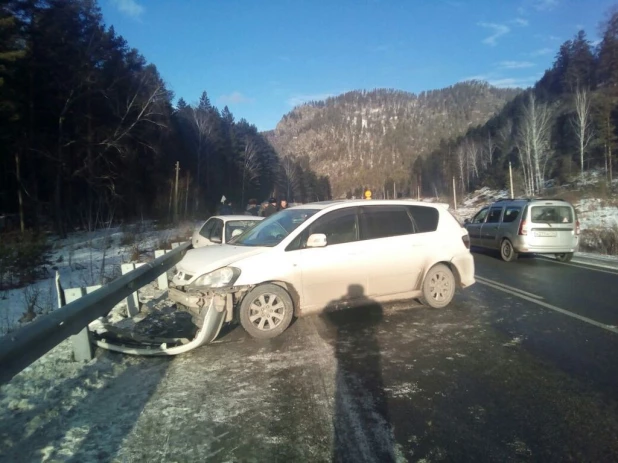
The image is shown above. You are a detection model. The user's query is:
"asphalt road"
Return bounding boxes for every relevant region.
[102,249,618,463]
[5,250,618,462]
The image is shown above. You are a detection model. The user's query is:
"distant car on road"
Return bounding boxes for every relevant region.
[192,215,263,248]
[171,200,475,340]
[464,198,580,262]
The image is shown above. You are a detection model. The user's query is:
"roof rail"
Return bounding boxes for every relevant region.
[493,198,530,202]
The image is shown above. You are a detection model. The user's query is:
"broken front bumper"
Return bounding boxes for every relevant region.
[93,293,227,356]
[169,286,237,325]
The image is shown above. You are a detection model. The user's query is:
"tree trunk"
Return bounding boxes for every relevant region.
[54,165,65,238]
[15,151,25,233]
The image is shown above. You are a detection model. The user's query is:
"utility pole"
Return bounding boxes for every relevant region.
[509,161,514,199]
[452,176,457,211]
[417,185,420,201]
[174,161,180,222]
[393,182,396,199]
[168,180,173,221]
[185,173,190,218]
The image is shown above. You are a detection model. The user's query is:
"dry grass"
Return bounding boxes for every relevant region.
[580,226,618,255]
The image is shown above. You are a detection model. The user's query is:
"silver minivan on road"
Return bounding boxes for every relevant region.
[465,198,580,262]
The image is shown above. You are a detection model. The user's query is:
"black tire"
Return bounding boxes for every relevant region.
[555,252,573,262]
[500,239,519,262]
[239,284,294,339]
[420,264,456,309]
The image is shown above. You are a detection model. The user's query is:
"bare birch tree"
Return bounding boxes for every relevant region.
[465,139,480,183]
[516,93,554,195]
[280,156,300,201]
[187,107,216,212]
[483,133,496,169]
[570,86,595,180]
[240,137,261,206]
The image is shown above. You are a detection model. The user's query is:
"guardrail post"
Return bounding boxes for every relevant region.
[155,250,169,290]
[121,263,141,316]
[64,288,94,362]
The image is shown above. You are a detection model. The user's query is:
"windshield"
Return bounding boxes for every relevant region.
[531,206,573,224]
[230,209,319,247]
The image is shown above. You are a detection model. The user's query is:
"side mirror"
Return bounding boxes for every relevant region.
[306,233,327,248]
[231,229,243,238]
[464,218,470,224]
[210,236,222,244]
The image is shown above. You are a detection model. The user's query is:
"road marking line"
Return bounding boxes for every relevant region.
[476,278,618,335]
[475,276,544,300]
[537,256,618,275]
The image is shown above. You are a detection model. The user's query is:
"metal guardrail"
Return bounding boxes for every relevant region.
[0,242,191,385]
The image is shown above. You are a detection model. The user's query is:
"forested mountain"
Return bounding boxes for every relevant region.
[266,83,519,197]
[0,0,329,236]
[418,13,618,200]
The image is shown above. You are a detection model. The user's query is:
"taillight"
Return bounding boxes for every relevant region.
[576,220,580,235]
[518,219,528,236]
[462,234,470,249]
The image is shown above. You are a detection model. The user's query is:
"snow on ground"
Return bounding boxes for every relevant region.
[0,221,196,336]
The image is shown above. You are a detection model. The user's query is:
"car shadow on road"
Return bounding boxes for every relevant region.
[323,285,397,463]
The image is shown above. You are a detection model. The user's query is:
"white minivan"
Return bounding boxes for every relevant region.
[170,200,475,340]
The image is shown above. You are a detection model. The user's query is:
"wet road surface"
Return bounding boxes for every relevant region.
[99,252,618,461]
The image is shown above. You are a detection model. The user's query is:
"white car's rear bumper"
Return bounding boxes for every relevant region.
[451,252,476,288]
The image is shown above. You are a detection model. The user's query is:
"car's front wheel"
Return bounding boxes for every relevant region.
[420,264,456,309]
[239,284,294,339]
[555,252,573,262]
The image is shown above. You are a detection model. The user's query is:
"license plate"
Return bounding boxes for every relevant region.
[535,230,557,237]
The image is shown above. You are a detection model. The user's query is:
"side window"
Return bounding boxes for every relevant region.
[408,206,439,233]
[360,206,414,240]
[307,208,358,246]
[199,219,215,239]
[473,208,489,224]
[502,207,521,223]
[210,219,224,243]
[486,207,503,224]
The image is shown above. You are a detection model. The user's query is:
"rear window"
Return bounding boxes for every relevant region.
[408,206,439,232]
[225,220,259,242]
[360,206,413,240]
[531,205,573,224]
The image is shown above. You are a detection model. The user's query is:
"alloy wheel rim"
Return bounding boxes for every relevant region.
[248,293,285,331]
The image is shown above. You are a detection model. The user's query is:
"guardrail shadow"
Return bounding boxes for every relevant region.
[0,353,170,462]
[323,285,397,463]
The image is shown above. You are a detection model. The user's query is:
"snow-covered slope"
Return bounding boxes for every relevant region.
[0,221,195,335]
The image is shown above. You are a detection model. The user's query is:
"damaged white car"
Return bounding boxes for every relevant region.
[169,200,475,342]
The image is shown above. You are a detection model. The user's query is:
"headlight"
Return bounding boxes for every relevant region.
[191,267,240,288]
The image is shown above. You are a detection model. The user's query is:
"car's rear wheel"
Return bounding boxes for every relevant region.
[555,252,573,262]
[420,264,456,309]
[500,239,519,262]
[239,284,294,339]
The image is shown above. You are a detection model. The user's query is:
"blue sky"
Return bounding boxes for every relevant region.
[100,0,614,131]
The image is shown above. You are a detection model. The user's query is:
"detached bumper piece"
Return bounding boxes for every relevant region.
[92,293,227,356]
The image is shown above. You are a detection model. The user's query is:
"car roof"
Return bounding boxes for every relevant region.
[290,199,446,211]
[211,215,263,221]
[490,198,573,206]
